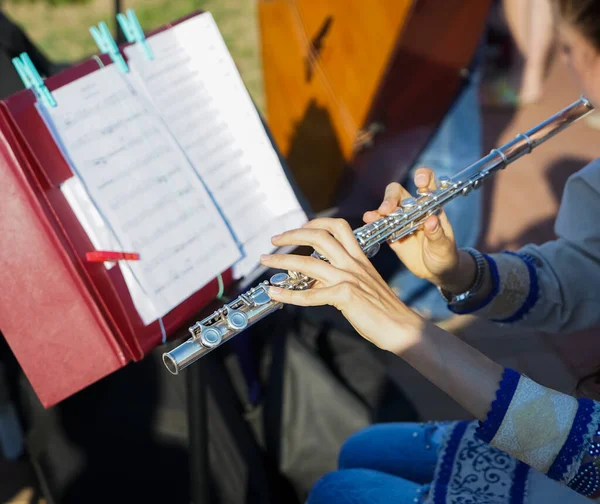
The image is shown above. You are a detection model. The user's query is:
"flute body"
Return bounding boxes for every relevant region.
[162,96,594,375]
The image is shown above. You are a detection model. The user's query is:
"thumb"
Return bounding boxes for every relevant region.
[422,215,453,255]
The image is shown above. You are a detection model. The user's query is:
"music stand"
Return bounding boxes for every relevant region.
[114,0,125,44]
[179,112,313,503]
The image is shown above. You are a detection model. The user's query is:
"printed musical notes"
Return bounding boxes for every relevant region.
[124,12,307,278]
[42,65,241,324]
[41,11,308,325]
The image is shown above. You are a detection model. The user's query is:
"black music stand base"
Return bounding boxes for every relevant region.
[187,360,211,504]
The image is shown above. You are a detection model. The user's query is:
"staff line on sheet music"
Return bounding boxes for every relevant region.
[150,66,204,91]
[142,54,193,83]
[145,210,305,299]
[131,203,206,250]
[152,244,226,296]
[193,144,242,177]
[96,145,171,190]
[120,184,195,231]
[160,93,211,124]
[167,102,220,133]
[151,242,226,296]
[152,80,206,108]
[212,164,254,192]
[141,223,223,273]
[221,190,268,232]
[230,192,268,222]
[178,115,227,141]
[89,127,160,166]
[70,110,147,150]
[149,71,204,101]
[61,91,129,129]
[146,232,204,274]
[172,111,224,144]
[209,174,265,214]
[180,121,227,151]
[108,165,185,211]
[139,221,221,273]
[189,128,236,157]
[169,107,222,139]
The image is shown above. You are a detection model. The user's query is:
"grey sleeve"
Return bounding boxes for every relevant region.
[455,159,600,333]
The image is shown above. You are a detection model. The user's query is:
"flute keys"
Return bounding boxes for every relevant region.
[250,284,271,305]
[200,327,222,348]
[390,208,405,219]
[438,176,451,188]
[189,321,203,339]
[226,309,249,330]
[270,272,291,286]
[401,197,417,209]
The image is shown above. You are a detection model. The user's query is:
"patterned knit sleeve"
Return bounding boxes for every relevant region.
[448,160,600,333]
[475,368,600,499]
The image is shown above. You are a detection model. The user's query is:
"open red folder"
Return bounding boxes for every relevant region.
[0,12,267,408]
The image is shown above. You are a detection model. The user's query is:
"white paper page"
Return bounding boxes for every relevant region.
[41,65,241,324]
[124,12,308,279]
[60,176,158,320]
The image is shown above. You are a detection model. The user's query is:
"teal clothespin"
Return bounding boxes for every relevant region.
[11,53,57,108]
[117,9,153,61]
[89,21,129,73]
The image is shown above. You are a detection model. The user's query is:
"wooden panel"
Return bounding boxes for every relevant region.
[258,0,492,212]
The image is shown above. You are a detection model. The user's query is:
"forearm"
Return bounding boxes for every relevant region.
[395,318,503,420]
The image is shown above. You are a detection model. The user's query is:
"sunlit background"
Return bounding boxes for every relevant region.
[2,0,265,110]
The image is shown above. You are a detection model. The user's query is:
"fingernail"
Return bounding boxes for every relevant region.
[260,254,271,261]
[379,201,390,211]
[271,234,281,241]
[268,287,282,295]
[415,173,428,186]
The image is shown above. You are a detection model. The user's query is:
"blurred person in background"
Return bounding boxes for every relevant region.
[504,0,555,104]
[482,0,556,106]
[0,9,67,99]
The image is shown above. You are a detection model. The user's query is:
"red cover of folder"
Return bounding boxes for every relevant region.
[0,12,234,408]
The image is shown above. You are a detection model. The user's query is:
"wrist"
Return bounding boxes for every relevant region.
[438,249,477,294]
[383,311,427,356]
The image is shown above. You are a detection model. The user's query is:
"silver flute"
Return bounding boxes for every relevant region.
[163,96,594,375]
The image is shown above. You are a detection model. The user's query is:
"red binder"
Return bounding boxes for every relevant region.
[0,12,234,408]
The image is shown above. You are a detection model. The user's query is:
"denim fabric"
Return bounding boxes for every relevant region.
[387,65,484,321]
[307,422,447,504]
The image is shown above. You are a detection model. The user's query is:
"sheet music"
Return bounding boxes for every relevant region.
[124,12,308,278]
[41,65,241,325]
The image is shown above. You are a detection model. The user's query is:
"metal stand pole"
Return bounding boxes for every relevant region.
[187,360,211,503]
[114,0,125,44]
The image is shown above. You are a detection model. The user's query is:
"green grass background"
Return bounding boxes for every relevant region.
[3,0,265,111]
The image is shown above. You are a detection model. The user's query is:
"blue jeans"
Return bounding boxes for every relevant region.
[388,67,483,321]
[307,423,447,504]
